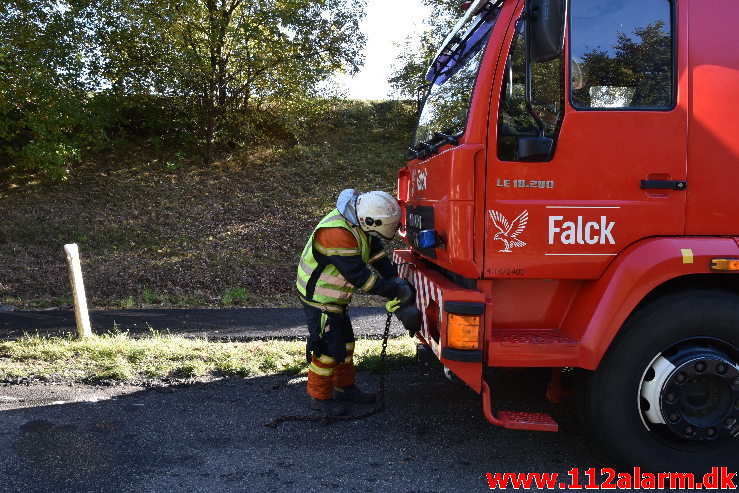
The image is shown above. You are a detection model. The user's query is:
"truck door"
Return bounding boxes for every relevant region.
[485,0,686,280]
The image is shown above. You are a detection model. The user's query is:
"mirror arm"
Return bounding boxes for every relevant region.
[524,8,546,138]
[415,83,431,115]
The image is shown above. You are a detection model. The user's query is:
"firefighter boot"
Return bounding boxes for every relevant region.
[309,397,348,417]
[334,383,377,403]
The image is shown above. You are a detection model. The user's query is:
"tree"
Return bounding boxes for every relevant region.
[0,0,99,179]
[91,0,367,162]
[388,0,458,100]
[0,0,367,174]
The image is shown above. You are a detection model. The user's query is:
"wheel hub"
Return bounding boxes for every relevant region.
[640,343,739,443]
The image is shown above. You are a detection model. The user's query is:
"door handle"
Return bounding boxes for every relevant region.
[640,180,687,191]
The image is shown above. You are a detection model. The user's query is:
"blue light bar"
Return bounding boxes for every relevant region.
[418,230,438,249]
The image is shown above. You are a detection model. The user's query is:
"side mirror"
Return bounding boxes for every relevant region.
[518,136,553,161]
[526,0,566,63]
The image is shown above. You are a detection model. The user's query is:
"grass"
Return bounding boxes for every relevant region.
[0,332,417,384]
[0,100,416,309]
[221,287,249,306]
[113,288,214,309]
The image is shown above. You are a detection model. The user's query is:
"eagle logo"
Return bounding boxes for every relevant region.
[489,210,529,253]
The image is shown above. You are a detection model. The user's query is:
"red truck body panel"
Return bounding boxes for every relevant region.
[686,1,739,234]
[396,0,739,393]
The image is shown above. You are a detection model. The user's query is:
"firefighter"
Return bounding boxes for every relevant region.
[296,189,414,416]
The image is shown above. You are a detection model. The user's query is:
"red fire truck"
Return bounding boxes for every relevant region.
[396,0,739,472]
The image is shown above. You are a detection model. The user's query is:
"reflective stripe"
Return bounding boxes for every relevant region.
[299,296,346,314]
[299,259,350,287]
[319,313,328,338]
[369,250,387,263]
[312,358,337,370]
[323,248,361,256]
[315,243,360,256]
[347,226,364,246]
[298,275,352,294]
[316,354,336,364]
[343,341,355,363]
[319,272,349,286]
[309,363,334,376]
[321,214,344,224]
[360,273,378,292]
[296,275,307,288]
[313,284,352,301]
[298,268,352,295]
[298,258,314,276]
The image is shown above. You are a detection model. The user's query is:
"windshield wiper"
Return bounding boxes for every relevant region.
[434,132,460,146]
[408,141,439,160]
[408,146,423,160]
[408,131,463,160]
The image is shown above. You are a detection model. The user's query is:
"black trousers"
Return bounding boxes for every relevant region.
[302,301,355,364]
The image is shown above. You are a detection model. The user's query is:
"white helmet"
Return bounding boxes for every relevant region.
[356,191,401,240]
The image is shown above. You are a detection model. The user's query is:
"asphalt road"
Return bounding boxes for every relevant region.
[0,307,395,340]
[0,310,722,491]
[0,369,623,493]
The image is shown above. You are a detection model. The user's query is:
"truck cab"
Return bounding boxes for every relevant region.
[396,0,739,472]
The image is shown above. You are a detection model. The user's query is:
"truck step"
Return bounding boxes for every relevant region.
[488,329,579,367]
[481,381,559,432]
[497,411,559,432]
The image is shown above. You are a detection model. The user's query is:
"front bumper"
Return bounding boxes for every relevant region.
[393,250,560,431]
[393,249,486,365]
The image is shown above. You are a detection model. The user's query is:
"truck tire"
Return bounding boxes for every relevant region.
[584,290,739,473]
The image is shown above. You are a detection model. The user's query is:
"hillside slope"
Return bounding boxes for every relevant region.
[0,101,415,308]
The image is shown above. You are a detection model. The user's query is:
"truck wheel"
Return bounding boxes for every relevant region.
[584,290,739,473]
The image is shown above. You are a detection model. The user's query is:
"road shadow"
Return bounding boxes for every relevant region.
[0,367,623,493]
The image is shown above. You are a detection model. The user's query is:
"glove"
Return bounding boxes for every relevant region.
[386,278,419,336]
[386,298,402,313]
[387,277,413,305]
[394,303,420,337]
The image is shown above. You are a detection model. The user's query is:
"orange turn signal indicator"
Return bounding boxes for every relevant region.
[711,258,739,271]
[447,313,480,350]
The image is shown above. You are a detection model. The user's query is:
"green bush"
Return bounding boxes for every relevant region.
[221,287,249,306]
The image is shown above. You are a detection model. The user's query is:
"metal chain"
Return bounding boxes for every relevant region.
[264,311,393,428]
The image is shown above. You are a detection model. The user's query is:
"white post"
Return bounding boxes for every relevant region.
[64,243,92,338]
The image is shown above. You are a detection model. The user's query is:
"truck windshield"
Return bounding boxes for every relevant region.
[411,1,503,152]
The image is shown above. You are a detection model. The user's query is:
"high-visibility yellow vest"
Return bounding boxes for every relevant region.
[296,209,372,309]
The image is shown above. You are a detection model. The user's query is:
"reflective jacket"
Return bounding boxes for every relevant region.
[296,209,396,311]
